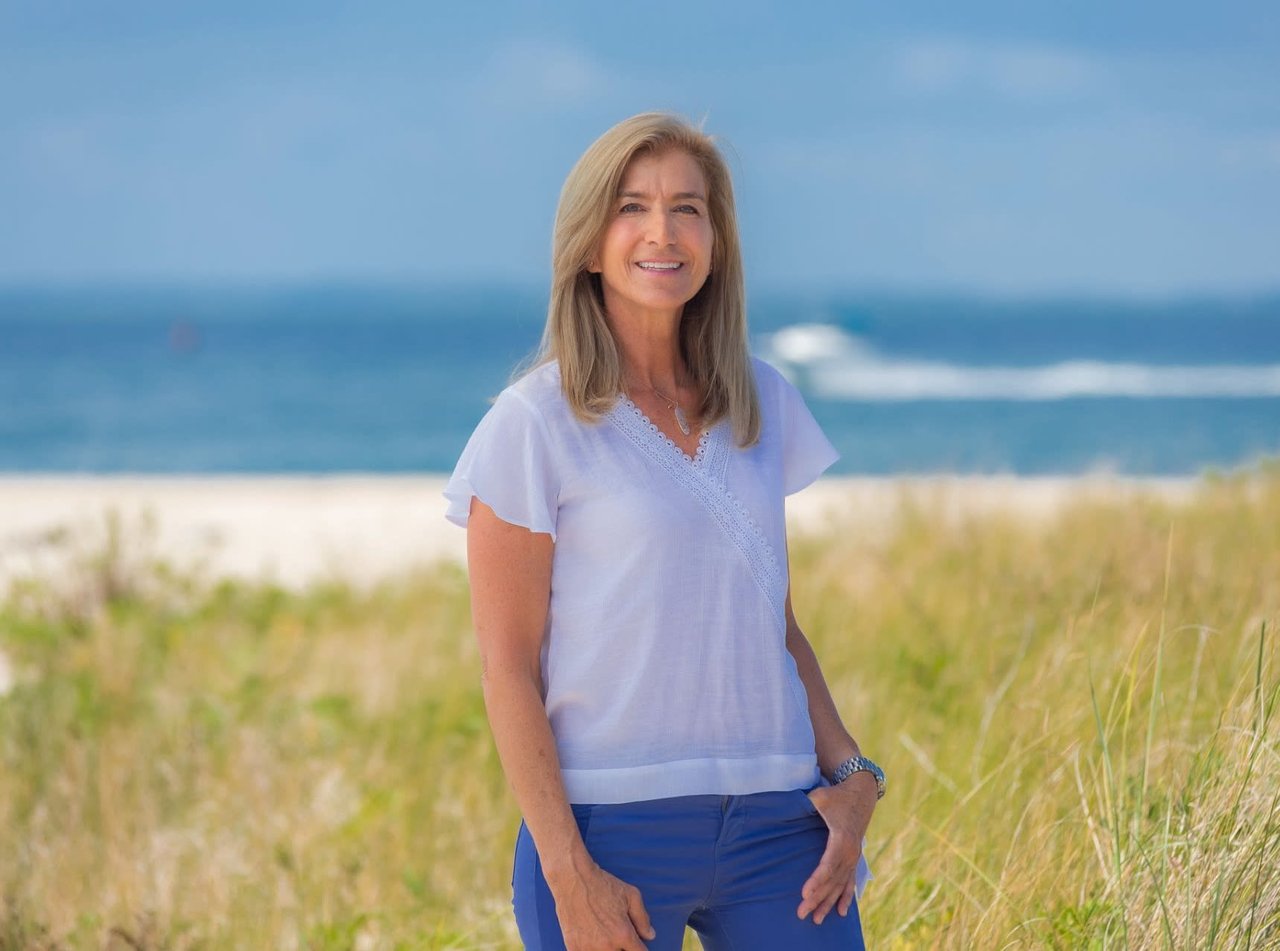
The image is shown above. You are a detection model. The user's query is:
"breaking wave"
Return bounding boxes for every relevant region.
[759,324,1280,401]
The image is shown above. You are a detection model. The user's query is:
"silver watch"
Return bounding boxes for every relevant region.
[830,755,885,799]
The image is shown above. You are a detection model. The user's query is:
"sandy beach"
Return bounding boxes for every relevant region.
[0,474,1199,593]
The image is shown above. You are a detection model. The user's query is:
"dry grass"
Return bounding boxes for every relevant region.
[2,464,1278,949]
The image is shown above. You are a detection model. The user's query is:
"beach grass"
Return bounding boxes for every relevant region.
[1,465,1278,949]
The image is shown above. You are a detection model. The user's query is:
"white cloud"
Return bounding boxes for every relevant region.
[472,38,609,110]
[751,109,1280,295]
[22,118,104,182]
[891,37,1100,101]
[1219,132,1280,169]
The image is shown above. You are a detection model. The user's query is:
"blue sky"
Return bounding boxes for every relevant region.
[3,1,1278,295]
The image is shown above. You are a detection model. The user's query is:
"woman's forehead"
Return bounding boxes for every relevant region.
[618,150,708,197]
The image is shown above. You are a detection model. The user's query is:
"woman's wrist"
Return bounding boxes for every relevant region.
[819,743,860,777]
[828,753,886,799]
[540,836,598,891]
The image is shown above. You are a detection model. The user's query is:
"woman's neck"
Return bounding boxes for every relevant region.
[607,308,687,392]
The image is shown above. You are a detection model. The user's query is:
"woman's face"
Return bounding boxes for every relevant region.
[590,149,715,326]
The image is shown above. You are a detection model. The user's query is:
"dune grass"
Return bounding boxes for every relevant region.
[1,465,1278,949]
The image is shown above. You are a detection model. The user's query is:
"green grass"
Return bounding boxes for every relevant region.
[2,465,1278,949]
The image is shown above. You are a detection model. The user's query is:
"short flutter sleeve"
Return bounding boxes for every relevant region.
[443,389,561,539]
[778,372,840,495]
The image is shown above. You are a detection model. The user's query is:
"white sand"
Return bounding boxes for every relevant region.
[0,474,1198,593]
[786,475,1197,537]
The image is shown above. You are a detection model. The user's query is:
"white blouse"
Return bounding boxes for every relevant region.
[444,357,839,805]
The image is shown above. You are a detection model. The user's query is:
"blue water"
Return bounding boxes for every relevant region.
[2,284,1277,474]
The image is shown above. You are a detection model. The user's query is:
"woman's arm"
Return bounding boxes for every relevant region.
[785,587,879,925]
[467,498,655,951]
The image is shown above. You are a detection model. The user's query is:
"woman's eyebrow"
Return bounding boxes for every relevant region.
[617,190,707,201]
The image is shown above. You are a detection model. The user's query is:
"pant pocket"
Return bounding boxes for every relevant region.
[794,787,820,817]
[569,801,596,841]
[510,819,527,891]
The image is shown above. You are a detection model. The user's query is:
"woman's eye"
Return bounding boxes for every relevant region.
[675,204,700,215]
[619,202,643,213]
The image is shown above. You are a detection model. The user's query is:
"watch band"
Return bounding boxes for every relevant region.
[830,754,886,799]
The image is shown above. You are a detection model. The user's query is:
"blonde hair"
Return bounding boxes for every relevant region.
[528,112,760,447]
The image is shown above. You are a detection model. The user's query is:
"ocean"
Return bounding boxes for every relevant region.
[2,284,1278,475]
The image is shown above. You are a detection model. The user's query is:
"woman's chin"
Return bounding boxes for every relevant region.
[605,288,707,321]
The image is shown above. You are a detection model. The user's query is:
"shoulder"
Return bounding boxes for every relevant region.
[486,360,564,425]
[478,361,575,447]
[502,360,565,414]
[454,363,567,478]
[749,355,800,405]
[750,355,785,387]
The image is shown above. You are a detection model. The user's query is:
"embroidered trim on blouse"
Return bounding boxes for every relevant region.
[608,398,787,626]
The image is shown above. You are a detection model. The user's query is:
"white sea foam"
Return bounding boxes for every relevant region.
[760,324,1280,401]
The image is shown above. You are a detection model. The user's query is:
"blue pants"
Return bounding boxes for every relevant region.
[512,789,865,950]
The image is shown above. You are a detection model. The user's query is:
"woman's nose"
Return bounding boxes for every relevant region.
[644,210,676,245]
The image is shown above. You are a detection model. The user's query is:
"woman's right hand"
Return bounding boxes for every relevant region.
[547,859,656,951]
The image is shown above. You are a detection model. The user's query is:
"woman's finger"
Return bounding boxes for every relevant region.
[612,926,649,951]
[811,862,850,926]
[798,840,857,919]
[558,867,652,951]
[837,874,857,917]
[797,863,834,918]
[625,883,657,942]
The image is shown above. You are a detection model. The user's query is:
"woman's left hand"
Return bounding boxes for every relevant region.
[796,772,877,925]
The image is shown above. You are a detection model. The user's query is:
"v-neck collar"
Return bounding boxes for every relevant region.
[610,395,725,474]
[605,396,784,624]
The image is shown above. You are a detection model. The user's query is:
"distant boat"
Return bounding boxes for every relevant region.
[168,319,201,353]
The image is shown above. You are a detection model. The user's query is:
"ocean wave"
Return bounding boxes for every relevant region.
[759,323,1280,401]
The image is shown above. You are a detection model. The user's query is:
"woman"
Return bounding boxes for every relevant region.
[444,113,883,950]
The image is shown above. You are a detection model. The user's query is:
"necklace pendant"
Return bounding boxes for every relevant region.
[673,404,691,437]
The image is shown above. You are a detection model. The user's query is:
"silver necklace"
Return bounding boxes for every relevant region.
[631,380,694,437]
